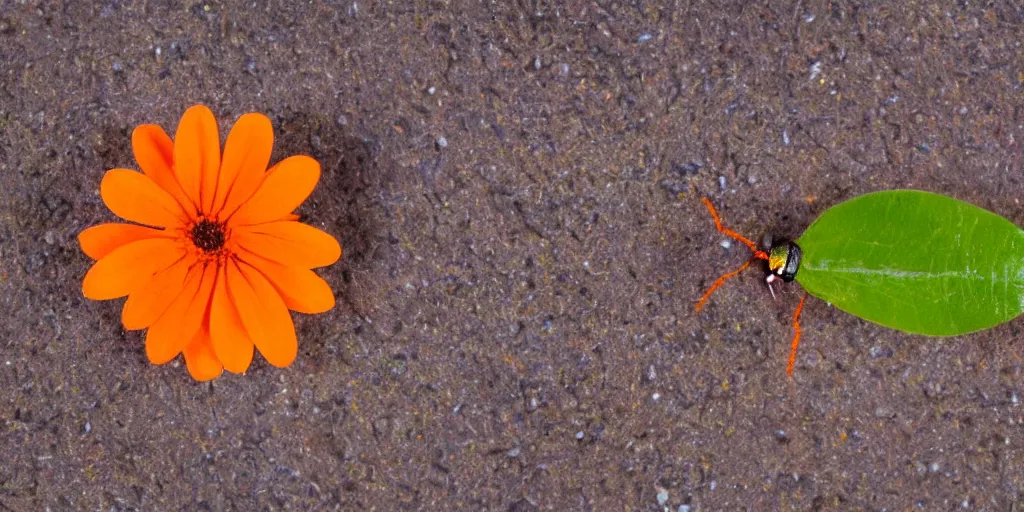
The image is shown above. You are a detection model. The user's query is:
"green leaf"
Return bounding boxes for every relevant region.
[795,190,1024,335]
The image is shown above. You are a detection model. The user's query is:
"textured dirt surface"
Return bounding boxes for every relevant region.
[3,2,1024,510]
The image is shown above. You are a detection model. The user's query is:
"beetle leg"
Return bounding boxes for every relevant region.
[786,292,809,376]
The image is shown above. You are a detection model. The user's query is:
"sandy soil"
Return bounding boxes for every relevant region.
[2,2,1023,510]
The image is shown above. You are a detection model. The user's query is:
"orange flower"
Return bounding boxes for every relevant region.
[78,105,341,381]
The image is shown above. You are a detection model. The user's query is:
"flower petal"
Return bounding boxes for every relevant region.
[145,263,216,365]
[213,113,273,217]
[132,124,198,218]
[182,328,223,381]
[78,223,169,261]
[234,221,341,269]
[209,264,255,374]
[228,260,298,368]
[101,169,188,228]
[82,238,185,300]
[121,258,191,330]
[243,254,335,313]
[228,156,320,226]
[173,105,221,212]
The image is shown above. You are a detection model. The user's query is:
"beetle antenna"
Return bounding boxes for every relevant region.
[696,257,756,311]
[699,197,769,261]
[695,198,770,311]
[786,292,808,376]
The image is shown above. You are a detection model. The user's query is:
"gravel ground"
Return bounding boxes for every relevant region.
[2,2,1023,510]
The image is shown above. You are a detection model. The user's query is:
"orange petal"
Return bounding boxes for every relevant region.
[132,124,198,218]
[213,113,273,217]
[145,263,217,365]
[227,260,298,368]
[234,221,341,269]
[173,105,221,213]
[182,328,223,381]
[243,254,335,313]
[209,264,255,373]
[228,155,320,226]
[82,238,185,300]
[121,258,190,330]
[78,223,169,261]
[101,169,188,228]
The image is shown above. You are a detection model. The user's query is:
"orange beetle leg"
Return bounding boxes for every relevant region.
[786,291,808,376]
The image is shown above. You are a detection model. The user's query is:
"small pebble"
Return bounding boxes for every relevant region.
[427,86,436,95]
[651,392,660,401]
[637,33,653,43]
[679,506,691,512]
[575,431,584,440]
[783,129,790,145]
[435,136,448,149]
[656,488,669,506]
[809,61,822,81]
[507,446,521,457]
[869,346,892,359]
[718,176,726,190]
[534,56,541,70]
[558,63,570,76]
[719,239,731,250]
[44,230,55,245]
[112,61,123,72]
[83,422,91,434]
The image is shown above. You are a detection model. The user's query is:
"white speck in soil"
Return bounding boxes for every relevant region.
[637,33,652,43]
[719,239,731,250]
[656,488,669,506]
[435,136,448,149]
[651,392,660,401]
[575,431,584,440]
[783,129,790,145]
[678,506,691,512]
[83,422,91,434]
[809,61,822,81]
[718,176,726,190]
[534,56,541,70]
[427,86,436,95]
[507,446,521,457]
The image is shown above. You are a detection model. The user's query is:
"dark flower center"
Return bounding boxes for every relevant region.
[190,218,226,253]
